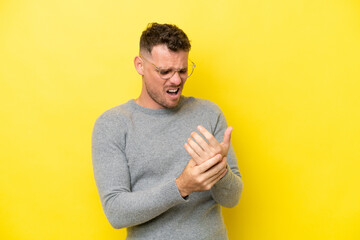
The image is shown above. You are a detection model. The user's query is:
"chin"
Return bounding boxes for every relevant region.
[163,103,178,109]
[163,99,180,109]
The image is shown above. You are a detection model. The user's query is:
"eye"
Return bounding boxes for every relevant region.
[179,68,188,74]
[159,69,172,75]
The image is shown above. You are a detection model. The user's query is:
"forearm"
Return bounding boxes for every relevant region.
[210,165,243,208]
[100,179,186,229]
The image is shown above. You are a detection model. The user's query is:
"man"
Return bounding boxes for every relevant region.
[92,23,243,239]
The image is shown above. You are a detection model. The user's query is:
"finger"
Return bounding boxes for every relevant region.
[222,126,233,146]
[184,142,202,164]
[203,157,227,178]
[197,125,219,147]
[198,154,223,173]
[204,167,228,189]
[190,131,211,154]
[213,167,228,183]
[187,137,207,158]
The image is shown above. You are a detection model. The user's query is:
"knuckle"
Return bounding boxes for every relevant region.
[209,148,216,155]
[195,176,203,185]
[190,171,198,179]
[215,146,222,153]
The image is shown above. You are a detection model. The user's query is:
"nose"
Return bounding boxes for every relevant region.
[168,71,182,85]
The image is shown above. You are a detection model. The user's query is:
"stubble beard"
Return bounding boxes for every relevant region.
[144,81,181,109]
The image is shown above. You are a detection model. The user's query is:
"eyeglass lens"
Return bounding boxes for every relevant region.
[158,62,195,80]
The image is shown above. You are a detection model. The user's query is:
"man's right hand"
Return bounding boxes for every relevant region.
[184,125,233,165]
[175,154,228,198]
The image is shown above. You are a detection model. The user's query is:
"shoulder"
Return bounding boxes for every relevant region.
[93,101,133,133]
[182,96,223,116]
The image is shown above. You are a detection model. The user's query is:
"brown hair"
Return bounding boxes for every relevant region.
[140,23,191,54]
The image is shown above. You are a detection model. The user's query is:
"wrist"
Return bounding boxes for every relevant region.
[176,177,190,198]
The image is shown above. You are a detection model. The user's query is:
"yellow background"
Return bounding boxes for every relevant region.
[1,0,359,239]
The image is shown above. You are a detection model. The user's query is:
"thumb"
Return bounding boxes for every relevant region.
[222,126,233,146]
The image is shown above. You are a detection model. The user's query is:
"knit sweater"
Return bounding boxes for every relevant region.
[92,96,243,240]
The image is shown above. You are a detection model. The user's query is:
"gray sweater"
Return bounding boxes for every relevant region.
[92,96,243,240]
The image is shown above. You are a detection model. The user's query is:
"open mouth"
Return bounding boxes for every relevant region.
[166,88,180,95]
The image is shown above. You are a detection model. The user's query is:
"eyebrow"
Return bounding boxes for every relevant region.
[140,54,189,70]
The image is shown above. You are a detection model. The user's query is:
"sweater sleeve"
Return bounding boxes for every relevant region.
[91,113,187,229]
[210,109,243,208]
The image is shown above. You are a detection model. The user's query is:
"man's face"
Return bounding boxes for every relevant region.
[140,45,189,109]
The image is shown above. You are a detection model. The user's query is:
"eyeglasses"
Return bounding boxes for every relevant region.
[140,54,196,80]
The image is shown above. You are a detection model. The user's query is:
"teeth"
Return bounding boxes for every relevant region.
[168,89,177,93]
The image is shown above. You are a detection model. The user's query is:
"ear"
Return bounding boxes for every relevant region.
[134,56,144,75]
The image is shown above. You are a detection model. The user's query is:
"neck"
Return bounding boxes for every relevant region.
[135,93,164,109]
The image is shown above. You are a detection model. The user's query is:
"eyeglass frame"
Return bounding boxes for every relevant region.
[139,53,196,80]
